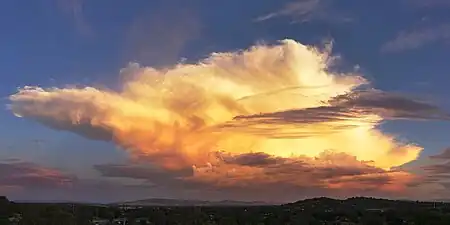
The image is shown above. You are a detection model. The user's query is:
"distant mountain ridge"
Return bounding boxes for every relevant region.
[113,198,276,206]
[111,196,447,207]
[283,197,446,211]
[8,196,448,207]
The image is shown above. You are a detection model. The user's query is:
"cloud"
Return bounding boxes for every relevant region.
[423,148,450,177]
[419,161,450,195]
[328,90,447,119]
[8,39,447,200]
[190,151,413,192]
[381,0,450,53]
[123,1,201,67]
[8,86,113,141]
[254,0,352,24]
[93,163,191,185]
[405,0,450,8]
[0,160,76,190]
[381,24,450,53]
[220,152,287,167]
[423,162,450,175]
[430,148,450,160]
[231,90,450,131]
[400,148,450,198]
[0,160,172,202]
[56,0,92,36]
[424,148,450,172]
[92,151,416,200]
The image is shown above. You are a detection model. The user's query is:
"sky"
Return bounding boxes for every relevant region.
[2,0,450,203]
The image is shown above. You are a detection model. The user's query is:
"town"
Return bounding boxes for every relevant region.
[2,196,450,224]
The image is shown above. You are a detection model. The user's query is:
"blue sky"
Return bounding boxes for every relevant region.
[2,0,450,202]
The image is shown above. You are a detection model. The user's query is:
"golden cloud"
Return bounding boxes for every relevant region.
[9,39,441,195]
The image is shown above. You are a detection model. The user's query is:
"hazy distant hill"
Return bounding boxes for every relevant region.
[113,198,274,206]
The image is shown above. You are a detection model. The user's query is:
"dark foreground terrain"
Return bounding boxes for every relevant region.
[2,196,450,225]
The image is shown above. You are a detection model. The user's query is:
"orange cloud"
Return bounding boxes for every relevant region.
[190,151,416,193]
[9,39,443,197]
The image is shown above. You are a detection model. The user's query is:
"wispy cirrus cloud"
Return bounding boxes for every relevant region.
[382,0,450,53]
[405,0,450,8]
[123,0,202,67]
[56,0,92,36]
[254,0,352,24]
[381,23,450,53]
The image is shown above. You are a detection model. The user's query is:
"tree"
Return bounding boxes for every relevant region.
[0,196,10,219]
[0,196,8,204]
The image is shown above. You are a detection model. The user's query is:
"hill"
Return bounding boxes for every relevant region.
[113,198,273,206]
[284,197,439,211]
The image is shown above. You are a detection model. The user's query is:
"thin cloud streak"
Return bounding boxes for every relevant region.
[123,1,202,67]
[254,0,352,24]
[405,0,450,8]
[381,24,450,53]
[233,90,450,126]
[382,0,450,53]
[56,0,92,36]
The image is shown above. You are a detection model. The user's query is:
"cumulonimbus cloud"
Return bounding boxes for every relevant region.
[8,39,448,198]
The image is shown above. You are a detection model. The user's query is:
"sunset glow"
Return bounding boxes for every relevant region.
[8,40,425,194]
